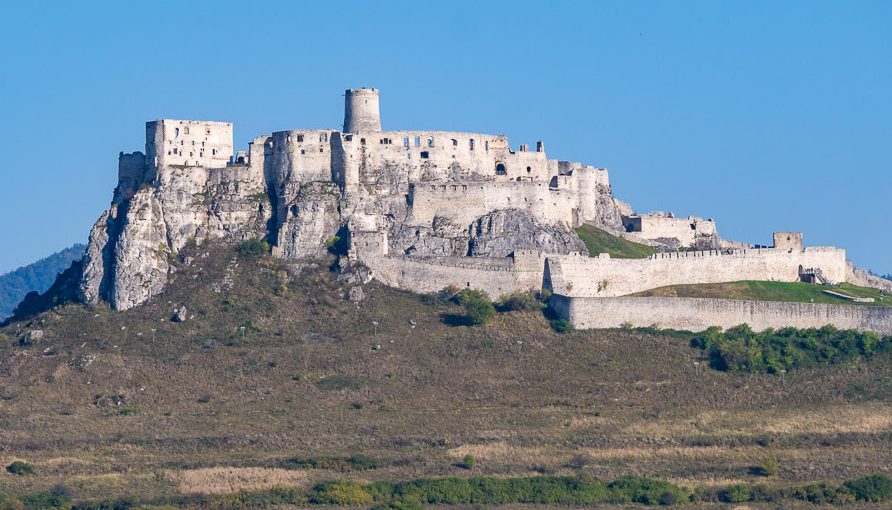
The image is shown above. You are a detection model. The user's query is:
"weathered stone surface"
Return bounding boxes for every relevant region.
[468,209,588,258]
[389,215,469,257]
[347,286,365,302]
[273,183,341,260]
[172,306,188,322]
[78,207,115,304]
[109,188,170,311]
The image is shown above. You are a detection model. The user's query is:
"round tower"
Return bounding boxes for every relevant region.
[343,88,381,133]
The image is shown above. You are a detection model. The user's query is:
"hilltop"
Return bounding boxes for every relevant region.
[1,244,891,508]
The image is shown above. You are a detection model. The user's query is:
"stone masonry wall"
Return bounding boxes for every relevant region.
[547,247,848,297]
[550,295,892,335]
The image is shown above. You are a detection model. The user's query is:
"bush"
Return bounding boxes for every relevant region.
[453,289,496,326]
[719,484,751,503]
[6,461,34,475]
[18,491,71,510]
[460,454,476,470]
[0,495,23,510]
[690,324,891,373]
[844,474,892,502]
[311,480,374,506]
[756,455,779,476]
[549,319,574,334]
[236,238,270,258]
[496,291,541,313]
[280,455,381,472]
[608,476,688,505]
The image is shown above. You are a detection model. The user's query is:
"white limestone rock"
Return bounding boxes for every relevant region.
[273,183,341,260]
[467,209,588,257]
[78,207,115,304]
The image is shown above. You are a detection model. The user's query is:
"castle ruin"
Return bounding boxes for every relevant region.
[77,88,892,333]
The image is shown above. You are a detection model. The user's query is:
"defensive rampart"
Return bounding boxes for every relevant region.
[550,295,892,334]
[547,247,847,297]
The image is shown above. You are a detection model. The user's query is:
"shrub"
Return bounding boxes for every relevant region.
[719,484,751,503]
[0,495,23,510]
[844,473,892,502]
[236,238,270,258]
[550,319,574,334]
[311,480,374,506]
[756,455,779,476]
[453,289,496,325]
[280,455,381,472]
[608,476,688,505]
[18,491,71,510]
[6,461,34,475]
[460,454,476,470]
[496,291,541,312]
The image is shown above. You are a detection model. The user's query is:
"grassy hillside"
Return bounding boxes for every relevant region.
[0,244,85,319]
[574,224,655,259]
[1,244,891,508]
[635,280,892,307]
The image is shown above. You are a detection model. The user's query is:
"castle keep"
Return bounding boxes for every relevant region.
[78,88,892,333]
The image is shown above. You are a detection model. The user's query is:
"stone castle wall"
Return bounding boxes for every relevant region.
[550,295,892,334]
[547,247,848,298]
[146,119,233,171]
[625,215,716,247]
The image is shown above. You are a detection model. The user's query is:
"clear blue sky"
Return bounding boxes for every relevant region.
[1,1,889,275]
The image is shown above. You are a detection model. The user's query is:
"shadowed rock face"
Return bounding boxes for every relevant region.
[468,209,588,258]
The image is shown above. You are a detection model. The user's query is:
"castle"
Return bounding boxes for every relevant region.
[77,88,892,333]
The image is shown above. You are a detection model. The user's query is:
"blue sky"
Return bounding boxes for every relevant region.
[1,1,889,275]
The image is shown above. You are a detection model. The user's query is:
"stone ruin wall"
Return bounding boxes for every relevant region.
[625,215,717,247]
[547,246,848,298]
[550,295,892,335]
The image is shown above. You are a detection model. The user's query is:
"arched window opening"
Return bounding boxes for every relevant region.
[469,139,475,150]
[526,166,532,173]
[427,138,434,148]
[495,163,507,175]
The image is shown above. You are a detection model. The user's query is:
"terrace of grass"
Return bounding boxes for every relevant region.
[633,280,892,307]
[574,224,655,259]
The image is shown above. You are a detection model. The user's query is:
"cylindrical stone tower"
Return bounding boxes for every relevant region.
[343,88,381,133]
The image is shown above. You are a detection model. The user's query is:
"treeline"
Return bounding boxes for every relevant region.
[0,244,85,319]
[691,324,891,373]
[5,473,889,509]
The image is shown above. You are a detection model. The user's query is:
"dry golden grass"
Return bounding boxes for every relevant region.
[623,404,892,438]
[166,467,310,495]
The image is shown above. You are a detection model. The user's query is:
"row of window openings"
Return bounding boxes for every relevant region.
[174,127,212,137]
[169,140,210,147]
[169,148,217,156]
[287,133,329,143]
[360,136,489,152]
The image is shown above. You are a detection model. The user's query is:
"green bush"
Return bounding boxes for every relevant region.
[311,481,373,506]
[280,455,380,472]
[17,491,71,510]
[460,454,476,470]
[608,476,688,505]
[756,455,779,476]
[844,474,892,502]
[6,461,34,475]
[550,319,574,334]
[496,291,541,312]
[453,289,496,325]
[719,484,751,503]
[0,495,23,510]
[690,324,890,373]
[236,238,270,258]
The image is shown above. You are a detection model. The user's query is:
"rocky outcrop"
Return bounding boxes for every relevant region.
[389,215,470,257]
[273,182,341,260]
[78,208,116,304]
[109,188,170,310]
[847,262,892,293]
[468,209,588,257]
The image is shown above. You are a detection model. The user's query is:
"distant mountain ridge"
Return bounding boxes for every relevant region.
[0,244,86,319]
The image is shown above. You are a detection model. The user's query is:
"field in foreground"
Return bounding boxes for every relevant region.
[0,245,890,508]
[634,280,892,307]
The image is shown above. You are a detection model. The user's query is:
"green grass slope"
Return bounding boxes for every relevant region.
[574,224,655,259]
[635,280,892,307]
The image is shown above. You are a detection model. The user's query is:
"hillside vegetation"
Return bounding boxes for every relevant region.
[574,224,655,259]
[0,244,85,319]
[635,280,892,307]
[1,244,891,508]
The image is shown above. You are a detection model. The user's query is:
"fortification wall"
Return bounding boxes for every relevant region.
[625,215,716,246]
[547,247,848,297]
[359,250,547,298]
[408,181,579,227]
[146,119,232,170]
[266,130,335,183]
[551,295,892,334]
